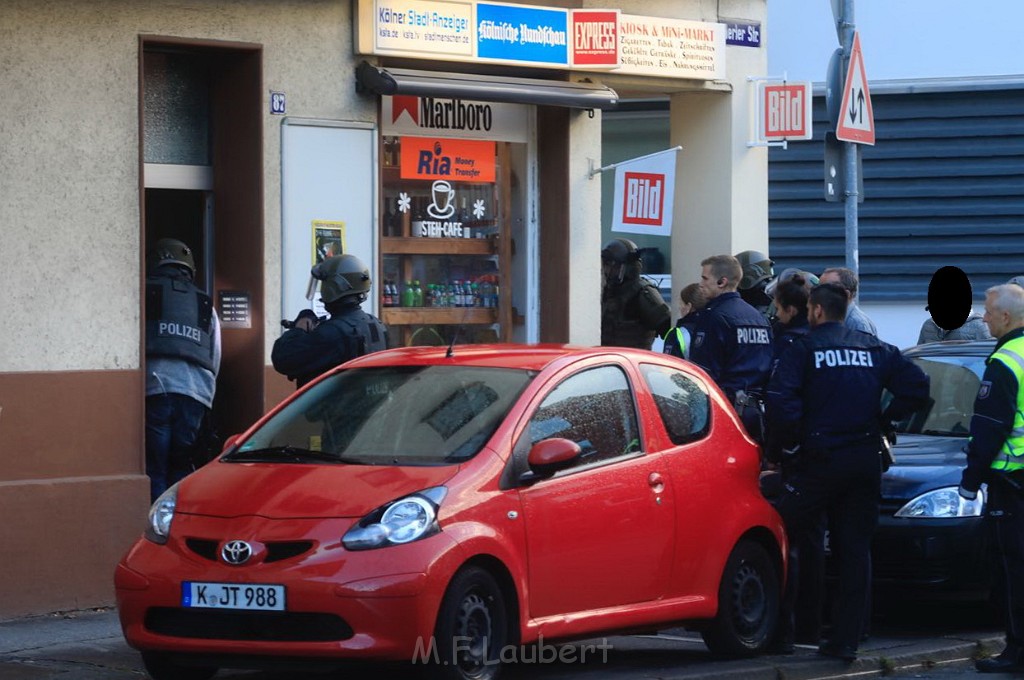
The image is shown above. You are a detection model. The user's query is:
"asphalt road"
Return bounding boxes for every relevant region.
[0,596,1006,680]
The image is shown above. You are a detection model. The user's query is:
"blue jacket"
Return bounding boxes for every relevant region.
[689,292,773,402]
[766,321,930,453]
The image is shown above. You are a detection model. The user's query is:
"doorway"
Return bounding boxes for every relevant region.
[141,38,264,438]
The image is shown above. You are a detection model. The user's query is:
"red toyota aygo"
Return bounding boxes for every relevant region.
[116,344,785,680]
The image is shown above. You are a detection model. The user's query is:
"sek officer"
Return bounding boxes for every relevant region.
[273,254,388,387]
[959,284,1024,674]
[765,282,929,662]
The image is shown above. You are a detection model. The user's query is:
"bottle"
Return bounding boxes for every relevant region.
[412,280,424,307]
[401,280,415,308]
[411,198,426,238]
[471,282,481,307]
[382,280,391,307]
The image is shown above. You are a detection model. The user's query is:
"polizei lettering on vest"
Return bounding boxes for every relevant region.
[813,348,875,369]
[159,321,202,344]
[736,327,770,344]
[420,98,493,131]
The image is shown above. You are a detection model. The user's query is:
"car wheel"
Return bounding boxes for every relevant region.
[141,652,217,680]
[430,566,509,680]
[701,539,779,658]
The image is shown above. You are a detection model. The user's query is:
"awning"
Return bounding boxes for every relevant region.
[356,62,618,110]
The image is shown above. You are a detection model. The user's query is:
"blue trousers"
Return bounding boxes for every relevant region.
[774,445,880,653]
[146,394,207,502]
[987,480,1024,656]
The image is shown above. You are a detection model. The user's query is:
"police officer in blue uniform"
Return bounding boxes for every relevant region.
[766,282,930,661]
[690,254,773,438]
[145,238,221,502]
[273,254,388,387]
[662,282,706,360]
[958,284,1024,673]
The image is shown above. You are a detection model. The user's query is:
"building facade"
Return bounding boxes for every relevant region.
[0,0,768,618]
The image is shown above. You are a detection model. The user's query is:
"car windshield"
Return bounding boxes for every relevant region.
[227,365,535,465]
[892,354,987,437]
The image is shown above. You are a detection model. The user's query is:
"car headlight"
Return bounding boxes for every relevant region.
[145,484,178,544]
[894,485,985,518]
[342,487,446,551]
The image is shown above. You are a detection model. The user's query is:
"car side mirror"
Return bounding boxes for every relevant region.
[222,433,242,453]
[519,438,582,484]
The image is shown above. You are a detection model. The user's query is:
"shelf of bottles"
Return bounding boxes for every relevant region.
[378,135,512,347]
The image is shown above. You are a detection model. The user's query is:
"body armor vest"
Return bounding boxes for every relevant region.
[330,308,388,360]
[146,276,216,372]
[601,278,663,349]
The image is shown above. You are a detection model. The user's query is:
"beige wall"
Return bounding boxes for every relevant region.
[0,0,371,373]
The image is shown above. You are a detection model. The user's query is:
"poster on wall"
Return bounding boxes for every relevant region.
[313,221,346,263]
[610,148,678,238]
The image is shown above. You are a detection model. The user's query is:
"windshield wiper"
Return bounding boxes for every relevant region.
[227,446,353,464]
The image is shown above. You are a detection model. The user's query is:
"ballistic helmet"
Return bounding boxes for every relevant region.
[147,238,196,277]
[601,238,641,265]
[735,250,774,291]
[312,254,371,304]
[602,238,642,287]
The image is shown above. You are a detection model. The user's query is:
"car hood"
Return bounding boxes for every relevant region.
[881,433,967,500]
[177,461,460,519]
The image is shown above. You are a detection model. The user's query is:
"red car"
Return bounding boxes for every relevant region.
[116,344,785,680]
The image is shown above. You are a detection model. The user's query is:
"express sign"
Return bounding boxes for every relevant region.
[757,82,813,142]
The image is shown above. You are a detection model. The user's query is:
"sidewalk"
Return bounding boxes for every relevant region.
[0,607,1006,679]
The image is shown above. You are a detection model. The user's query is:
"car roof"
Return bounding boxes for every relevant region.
[342,343,656,372]
[903,339,996,359]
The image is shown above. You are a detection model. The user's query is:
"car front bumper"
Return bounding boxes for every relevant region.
[115,513,463,662]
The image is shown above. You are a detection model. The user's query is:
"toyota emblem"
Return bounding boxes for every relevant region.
[221,540,252,565]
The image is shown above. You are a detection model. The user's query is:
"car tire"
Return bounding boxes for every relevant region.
[429,566,509,680]
[141,652,217,680]
[701,539,780,658]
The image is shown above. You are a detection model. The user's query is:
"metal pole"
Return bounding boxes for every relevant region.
[841,0,859,275]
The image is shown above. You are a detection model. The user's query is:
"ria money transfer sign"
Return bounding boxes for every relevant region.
[611,149,678,238]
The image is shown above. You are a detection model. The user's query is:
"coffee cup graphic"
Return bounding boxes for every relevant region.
[427,180,456,219]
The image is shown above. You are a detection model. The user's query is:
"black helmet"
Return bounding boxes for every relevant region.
[312,254,371,303]
[602,238,642,287]
[601,238,641,265]
[735,250,774,291]
[147,238,195,277]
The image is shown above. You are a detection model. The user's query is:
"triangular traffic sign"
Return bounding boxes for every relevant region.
[836,32,875,145]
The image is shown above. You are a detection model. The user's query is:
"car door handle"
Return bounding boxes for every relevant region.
[648,472,665,493]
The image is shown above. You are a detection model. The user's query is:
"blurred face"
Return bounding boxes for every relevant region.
[819,271,852,300]
[774,299,795,324]
[984,292,1012,339]
[700,265,725,300]
[807,301,826,328]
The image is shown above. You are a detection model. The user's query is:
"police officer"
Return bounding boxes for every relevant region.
[272,254,388,387]
[663,282,707,360]
[958,284,1024,673]
[690,254,773,438]
[145,238,221,502]
[766,282,929,661]
[735,249,775,317]
[600,238,672,350]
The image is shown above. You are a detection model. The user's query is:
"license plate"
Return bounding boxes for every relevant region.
[182,582,286,611]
